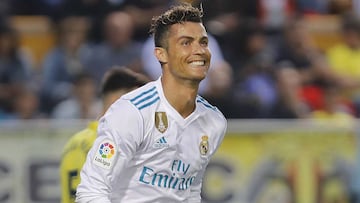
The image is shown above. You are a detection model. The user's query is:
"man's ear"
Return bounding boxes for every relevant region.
[154,47,168,64]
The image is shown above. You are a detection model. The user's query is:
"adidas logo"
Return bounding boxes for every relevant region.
[153,136,170,149]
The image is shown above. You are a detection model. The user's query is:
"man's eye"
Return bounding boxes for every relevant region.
[200,41,208,46]
[182,41,190,46]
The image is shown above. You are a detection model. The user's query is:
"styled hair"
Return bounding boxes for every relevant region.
[101,67,149,96]
[149,4,203,48]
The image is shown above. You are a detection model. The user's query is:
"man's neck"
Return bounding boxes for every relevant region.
[161,77,199,118]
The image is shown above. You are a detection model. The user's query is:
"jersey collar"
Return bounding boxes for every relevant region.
[155,77,204,126]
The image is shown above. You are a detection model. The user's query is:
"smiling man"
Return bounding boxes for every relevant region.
[76,4,227,203]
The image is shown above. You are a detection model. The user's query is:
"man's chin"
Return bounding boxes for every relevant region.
[191,75,206,83]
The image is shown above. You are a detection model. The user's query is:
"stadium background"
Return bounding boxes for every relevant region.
[1,0,360,203]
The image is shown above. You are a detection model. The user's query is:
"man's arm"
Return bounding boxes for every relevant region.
[76,100,143,202]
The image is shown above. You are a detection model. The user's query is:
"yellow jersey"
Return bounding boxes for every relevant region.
[326,43,360,97]
[60,121,98,203]
[326,43,360,79]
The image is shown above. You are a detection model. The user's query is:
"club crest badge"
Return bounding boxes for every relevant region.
[199,135,209,155]
[155,112,168,133]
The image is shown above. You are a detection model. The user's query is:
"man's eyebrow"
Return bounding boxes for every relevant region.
[177,36,194,42]
[176,35,208,42]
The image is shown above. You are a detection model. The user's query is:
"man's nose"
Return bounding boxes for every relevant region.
[193,43,207,54]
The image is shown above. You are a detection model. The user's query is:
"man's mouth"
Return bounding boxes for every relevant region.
[189,60,206,66]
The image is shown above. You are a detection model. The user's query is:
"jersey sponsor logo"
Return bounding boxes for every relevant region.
[139,159,195,190]
[155,112,168,133]
[93,139,116,169]
[153,136,169,149]
[199,135,209,155]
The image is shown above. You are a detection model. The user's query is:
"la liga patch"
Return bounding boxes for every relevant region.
[93,139,116,169]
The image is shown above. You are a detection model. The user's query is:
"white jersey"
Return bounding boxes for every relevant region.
[76,78,227,203]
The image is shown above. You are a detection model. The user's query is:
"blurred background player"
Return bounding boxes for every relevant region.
[59,67,149,203]
[51,73,101,119]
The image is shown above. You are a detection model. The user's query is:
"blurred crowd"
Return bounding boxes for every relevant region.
[1,0,360,120]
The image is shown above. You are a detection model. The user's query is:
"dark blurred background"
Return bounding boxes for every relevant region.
[1,0,360,121]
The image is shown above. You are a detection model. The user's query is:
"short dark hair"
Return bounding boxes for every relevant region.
[149,4,203,48]
[101,67,149,96]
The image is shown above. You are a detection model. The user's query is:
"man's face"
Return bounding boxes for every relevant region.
[160,22,211,82]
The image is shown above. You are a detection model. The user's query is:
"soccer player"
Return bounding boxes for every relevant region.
[76,4,227,203]
[60,67,149,203]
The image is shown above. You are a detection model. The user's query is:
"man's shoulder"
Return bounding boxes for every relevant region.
[102,80,160,125]
[196,95,223,113]
[196,95,226,122]
[121,80,160,111]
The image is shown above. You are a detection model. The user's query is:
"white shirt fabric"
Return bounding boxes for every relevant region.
[76,78,227,203]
